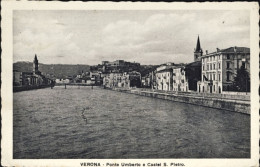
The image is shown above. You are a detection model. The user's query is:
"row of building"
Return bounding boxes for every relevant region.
[54,60,141,86]
[99,36,250,94]
[142,36,250,94]
[17,36,250,95]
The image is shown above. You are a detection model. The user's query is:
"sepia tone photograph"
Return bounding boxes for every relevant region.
[1,1,259,167]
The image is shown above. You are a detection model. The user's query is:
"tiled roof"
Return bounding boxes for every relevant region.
[202,47,250,57]
[220,47,250,52]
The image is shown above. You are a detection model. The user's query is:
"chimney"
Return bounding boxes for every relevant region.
[216,48,220,52]
[206,50,208,54]
[234,46,237,52]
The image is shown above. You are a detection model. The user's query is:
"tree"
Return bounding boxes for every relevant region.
[233,66,250,92]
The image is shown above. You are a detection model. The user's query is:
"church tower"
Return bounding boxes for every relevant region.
[194,36,203,62]
[33,54,39,74]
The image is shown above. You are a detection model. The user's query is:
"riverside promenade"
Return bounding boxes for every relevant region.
[108,87,250,115]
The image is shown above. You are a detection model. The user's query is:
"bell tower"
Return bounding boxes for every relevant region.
[33,54,39,74]
[194,36,203,62]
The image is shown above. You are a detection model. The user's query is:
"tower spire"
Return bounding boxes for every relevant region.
[33,54,39,74]
[195,35,201,52]
[194,35,203,62]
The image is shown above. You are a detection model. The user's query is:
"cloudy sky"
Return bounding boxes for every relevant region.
[13,10,250,65]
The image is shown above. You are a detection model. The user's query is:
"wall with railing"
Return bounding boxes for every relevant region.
[130,88,250,101]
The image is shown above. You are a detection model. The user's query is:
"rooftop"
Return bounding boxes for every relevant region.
[202,46,250,57]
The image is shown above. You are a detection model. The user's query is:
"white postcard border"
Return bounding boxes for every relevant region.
[1,2,259,167]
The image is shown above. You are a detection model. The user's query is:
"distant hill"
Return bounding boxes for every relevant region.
[139,65,159,76]
[13,62,90,78]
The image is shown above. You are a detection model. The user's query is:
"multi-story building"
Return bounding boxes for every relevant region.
[155,65,174,91]
[197,46,250,93]
[173,66,189,92]
[141,74,151,88]
[103,71,141,88]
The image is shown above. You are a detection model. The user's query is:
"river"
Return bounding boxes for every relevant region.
[13,86,250,158]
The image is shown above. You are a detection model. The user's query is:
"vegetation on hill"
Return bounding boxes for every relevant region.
[13,62,159,79]
[13,62,90,79]
[139,65,159,76]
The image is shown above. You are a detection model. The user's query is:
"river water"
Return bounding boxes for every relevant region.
[13,86,250,158]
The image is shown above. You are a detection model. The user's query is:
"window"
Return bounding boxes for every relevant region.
[218,74,221,81]
[242,62,245,68]
[227,62,230,69]
[203,65,204,71]
[227,72,230,81]
[207,64,209,70]
[210,64,212,70]
[213,74,215,81]
[227,54,230,59]
[213,63,215,70]
[218,63,221,69]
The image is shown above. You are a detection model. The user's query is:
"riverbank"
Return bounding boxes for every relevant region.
[13,85,54,92]
[106,87,250,115]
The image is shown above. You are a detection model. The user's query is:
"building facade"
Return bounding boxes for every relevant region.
[197,46,250,93]
[155,65,174,91]
[103,71,141,88]
[173,66,189,92]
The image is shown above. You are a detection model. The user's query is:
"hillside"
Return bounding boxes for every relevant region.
[13,62,90,78]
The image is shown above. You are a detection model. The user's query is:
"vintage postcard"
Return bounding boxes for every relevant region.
[1,1,259,167]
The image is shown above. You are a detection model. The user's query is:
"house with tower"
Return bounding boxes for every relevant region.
[180,36,202,92]
[153,36,203,92]
[13,54,54,88]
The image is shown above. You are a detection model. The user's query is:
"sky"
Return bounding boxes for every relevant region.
[13,10,250,65]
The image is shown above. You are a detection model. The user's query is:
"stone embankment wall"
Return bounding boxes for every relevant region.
[109,88,250,115]
[13,85,53,92]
